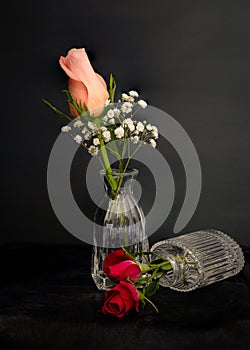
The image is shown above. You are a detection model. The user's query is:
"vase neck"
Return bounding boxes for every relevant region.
[100,168,138,199]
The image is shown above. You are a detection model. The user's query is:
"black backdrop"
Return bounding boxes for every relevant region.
[2,0,250,247]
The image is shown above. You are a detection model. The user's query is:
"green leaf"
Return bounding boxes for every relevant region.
[62,90,84,115]
[109,73,113,86]
[140,298,146,309]
[151,268,159,279]
[135,279,149,286]
[153,271,164,279]
[42,99,72,121]
[109,73,117,103]
[160,263,173,271]
[145,281,160,298]
[137,290,145,300]
[139,263,151,274]
[62,89,72,103]
[123,247,136,261]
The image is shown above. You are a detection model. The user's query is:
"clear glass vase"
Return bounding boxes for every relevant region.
[150,229,245,292]
[91,168,149,291]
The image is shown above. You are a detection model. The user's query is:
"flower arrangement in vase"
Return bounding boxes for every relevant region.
[43,48,159,291]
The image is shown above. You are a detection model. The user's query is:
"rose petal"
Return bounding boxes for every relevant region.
[107,261,141,282]
[108,294,126,314]
[95,73,108,88]
[102,289,126,317]
[119,281,140,312]
[103,250,133,275]
[102,282,140,318]
[59,48,96,83]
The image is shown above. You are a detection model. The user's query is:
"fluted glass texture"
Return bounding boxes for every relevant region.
[91,169,149,291]
[150,229,245,292]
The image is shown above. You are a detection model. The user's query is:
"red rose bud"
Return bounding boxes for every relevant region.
[103,249,133,276]
[106,260,141,282]
[102,281,140,318]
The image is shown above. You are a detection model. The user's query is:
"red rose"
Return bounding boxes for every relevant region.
[102,281,140,318]
[106,260,141,282]
[103,249,133,275]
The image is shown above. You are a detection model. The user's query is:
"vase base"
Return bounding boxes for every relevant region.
[91,272,115,291]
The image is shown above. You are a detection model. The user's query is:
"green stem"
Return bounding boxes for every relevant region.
[105,145,122,159]
[141,252,151,265]
[143,296,159,313]
[95,119,117,192]
[113,142,143,197]
[99,138,117,190]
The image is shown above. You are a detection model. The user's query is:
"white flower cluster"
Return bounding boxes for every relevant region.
[120,118,158,147]
[121,90,147,109]
[61,90,158,156]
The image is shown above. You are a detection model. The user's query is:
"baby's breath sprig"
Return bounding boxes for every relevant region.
[44,73,159,198]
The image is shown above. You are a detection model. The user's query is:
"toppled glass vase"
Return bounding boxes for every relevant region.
[150,229,245,292]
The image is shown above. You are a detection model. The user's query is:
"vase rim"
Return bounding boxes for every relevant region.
[100,168,138,177]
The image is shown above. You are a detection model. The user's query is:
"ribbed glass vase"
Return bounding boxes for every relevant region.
[91,168,149,291]
[150,229,245,292]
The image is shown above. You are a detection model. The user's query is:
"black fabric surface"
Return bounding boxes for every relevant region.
[0,243,249,350]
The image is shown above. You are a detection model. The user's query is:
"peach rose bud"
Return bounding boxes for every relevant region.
[59,48,109,117]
